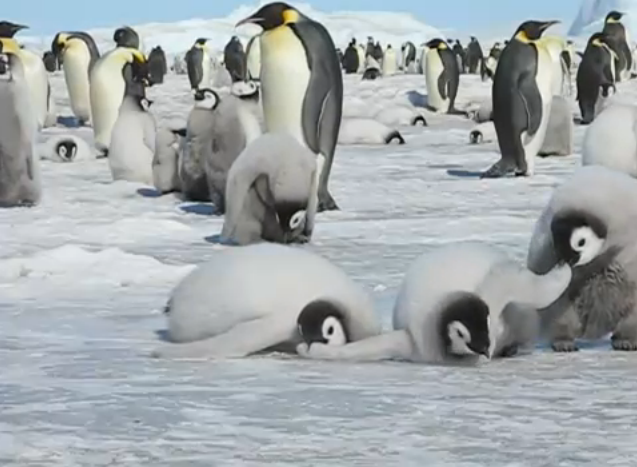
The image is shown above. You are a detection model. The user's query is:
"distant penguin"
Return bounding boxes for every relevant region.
[538,95,573,157]
[148,46,167,85]
[356,43,366,72]
[466,36,484,74]
[220,132,321,246]
[298,243,570,363]
[401,41,416,71]
[469,121,497,144]
[39,134,93,162]
[245,34,261,80]
[542,36,571,97]
[42,51,56,72]
[372,42,384,63]
[185,38,211,90]
[108,94,155,185]
[152,127,184,194]
[236,2,344,212]
[343,40,360,74]
[172,54,186,75]
[424,38,460,114]
[89,47,149,156]
[202,82,263,213]
[483,20,559,178]
[382,44,397,76]
[453,39,466,73]
[113,26,140,49]
[0,36,41,207]
[603,11,632,82]
[224,36,247,82]
[338,118,405,145]
[581,103,637,176]
[362,55,382,80]
[577,33,617,125]
[151,243,380,360]
[52,31,100,125]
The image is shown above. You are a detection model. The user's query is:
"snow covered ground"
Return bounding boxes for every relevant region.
[3,69,637,466]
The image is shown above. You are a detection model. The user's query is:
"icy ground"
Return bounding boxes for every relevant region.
[3,71,637,466]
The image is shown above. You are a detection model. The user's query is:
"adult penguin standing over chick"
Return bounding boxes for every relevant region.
[483,20,559,178]
[224,36,247,82]
[185,38,211,90]
[576,32,617,125]
[236,2,343,212]
[51,31,100,125]
[602,11,632,82]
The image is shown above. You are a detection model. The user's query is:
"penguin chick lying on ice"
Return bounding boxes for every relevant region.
[39,134,94,162]
[338,117,405,145]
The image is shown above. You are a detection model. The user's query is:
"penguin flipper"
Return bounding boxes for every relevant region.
[437,68,448,100]
[517,71,543,138]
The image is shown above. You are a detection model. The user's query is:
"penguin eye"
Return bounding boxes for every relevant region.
[327,325,334,336]
[578,238,586,248]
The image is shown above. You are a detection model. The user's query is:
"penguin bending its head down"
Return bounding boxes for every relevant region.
[483,20,559,178]
[236,2,343,213]
[0,36,41,207]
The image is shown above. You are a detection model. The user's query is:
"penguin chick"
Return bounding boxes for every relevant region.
[373,105,428,127]
[338,117,405,145]
[39,134,94,162]
[152,127,184,194]
[469,121,496,144]
[297,299,350,346]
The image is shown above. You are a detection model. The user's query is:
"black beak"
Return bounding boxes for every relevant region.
[236,15,262,28]
[540,20,560,31]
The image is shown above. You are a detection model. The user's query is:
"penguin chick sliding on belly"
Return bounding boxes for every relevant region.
[338,117,405,145]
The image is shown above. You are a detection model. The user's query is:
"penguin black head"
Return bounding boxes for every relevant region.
[550,210,607,267]
[606,11,625,23]
[513,20,560,43]
[589,32,612,48]
[425,38,448,50]
[193,88,220,110]
[438,292,491,359]
[236,2,305,31]
[469,130,483,144]
[231,80,260,101]
[55,139,78,162]
[297,299,349,347]
[275,200,308,241]
[195,38,208,47]
[114,26,139,48]
[0,21,27,38]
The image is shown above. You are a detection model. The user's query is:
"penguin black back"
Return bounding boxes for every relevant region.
[148,46,167,85]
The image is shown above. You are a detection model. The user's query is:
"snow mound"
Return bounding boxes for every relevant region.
[0,244,194,286]
[18,2,445,56]
[569,0,637,38]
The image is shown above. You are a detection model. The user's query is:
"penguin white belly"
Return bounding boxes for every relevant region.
[247,38,261,80]
[19,50,49,130]
[356,46,365,72]
[108,113,154,184]
[63,47,92,122]
[425,49,449,113]
[200,49,211,89]
[382,51,397,76]
[260,27,310,145]
[90,63,126,152]
[582,104,637,176]
[520,46,554,176]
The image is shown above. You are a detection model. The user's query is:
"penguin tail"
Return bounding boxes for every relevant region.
[411,115,428,126]
[385,130,405,145]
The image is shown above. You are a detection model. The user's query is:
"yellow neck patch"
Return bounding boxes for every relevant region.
[515,31,531,44]
[606,18,620,24]
[0,38,20,55]
[438,42,448,50]
[56,33,70,47]
[592,38,603,47]
[194,43,206,50]
[282,9,299,24]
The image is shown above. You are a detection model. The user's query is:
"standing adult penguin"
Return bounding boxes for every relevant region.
[147,46,167,84]
[602,11,632,82]
[89,47,149,156]
[356,41,365,73]
[343,40,360,74]
[483,20,559,178]
[424,38,460,114]
[224,36,247,82]
[372,41,384,63]
[185,38,211,90]
[576,32,617,125]
[466,36,484,74]
[0,36,41,207]
[245,34,261,80]
[236,2,344,212]
[453,39,466,73]
[113,26,140,49]
[52,31,100,125]
[382,44,397,76]
[401,41,416,72]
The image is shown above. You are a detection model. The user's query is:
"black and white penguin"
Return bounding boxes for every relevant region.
[453,39,466,73]
[424,38,460,114]
[382,44,397,76]
[577,32,617,125]
[185,38,211,90]
[372,41,383,63]
[113,26,140,49]
[52,31,100,125]
[343,40,359,74]
[466,36,484,74]
[224,36,246,82]
[42,51,56,72]
[483,20,559,178]
[236,2,343,212]
[245,34,261,81]
[147,46,167,84]
[602,11,632,82]
[401,41,416,72]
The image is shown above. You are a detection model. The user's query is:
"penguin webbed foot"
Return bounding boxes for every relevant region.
[611,338,637,351]
[317,193,339,212]
[481,160,520,179]
[551,340,579,352]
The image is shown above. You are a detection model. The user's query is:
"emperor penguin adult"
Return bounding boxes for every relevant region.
[236,2,344,212]
[576,32,617,125]
[245,34,261,80]
[342,40,359,74]
[0,36,41,206]
[185,38,211,90]
[466,36,484,74]
[483,20,559,178]
[382,44,397,76]
[401,41,416,72]
[224,36,247,82]
[113,26,140,49]
[52,31,100,125]
[602,11,632,82]
[89,46,149,156]
[424,38,460,114]
[147,46,167,84]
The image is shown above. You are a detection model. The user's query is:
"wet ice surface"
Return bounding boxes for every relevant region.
[2,71,637,466]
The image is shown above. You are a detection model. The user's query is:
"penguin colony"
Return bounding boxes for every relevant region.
[3,4,637,367]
